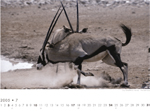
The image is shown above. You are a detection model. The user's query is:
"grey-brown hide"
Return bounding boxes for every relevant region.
[48,26,72,46]
[46,33,122,63]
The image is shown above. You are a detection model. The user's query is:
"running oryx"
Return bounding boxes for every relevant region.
[36,1,132,87]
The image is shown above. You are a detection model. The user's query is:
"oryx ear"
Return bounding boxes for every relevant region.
[80,28,88,33]
[46,42,54,48]
[63,25,71,33]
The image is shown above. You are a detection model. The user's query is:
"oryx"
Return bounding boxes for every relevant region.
[37,24,132,86]
[36,1,132,87]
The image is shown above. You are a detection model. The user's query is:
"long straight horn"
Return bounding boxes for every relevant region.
[47,9,63,44]
[76,0,79,32]
[42,6,63,50]
[60,1,74,32]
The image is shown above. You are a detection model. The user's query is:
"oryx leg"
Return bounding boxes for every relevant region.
[74,58,94,84]
[56,63,68,74]
[76,64,82,85]
[56,64,59,74]
[75,64,94,84]
[105,45,129,86]
[120,62,128,85]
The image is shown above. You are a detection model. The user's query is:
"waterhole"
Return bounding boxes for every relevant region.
[0,56,34,72]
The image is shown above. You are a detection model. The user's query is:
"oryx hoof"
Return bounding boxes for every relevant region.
[89,72,94,76]
[76,84,87,88]
[85,72,94,76]
[120,82,130,88]
[68,84,86,88]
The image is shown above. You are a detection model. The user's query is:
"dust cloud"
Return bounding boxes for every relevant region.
[1,63,120,89]
[72,72,115,88]
[1,63,76,89]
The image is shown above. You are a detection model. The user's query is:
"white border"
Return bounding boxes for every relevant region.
[0,89,150,111]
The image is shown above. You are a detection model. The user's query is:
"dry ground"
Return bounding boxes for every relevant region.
[1,4,149,89]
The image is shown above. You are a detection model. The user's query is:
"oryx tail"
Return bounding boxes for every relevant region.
[120,24,132,46]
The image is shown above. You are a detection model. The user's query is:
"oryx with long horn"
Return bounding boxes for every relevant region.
[36,1,132,87]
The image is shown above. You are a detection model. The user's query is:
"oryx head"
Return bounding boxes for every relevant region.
[36,49,48,70]
[36,26,72,70]
[36,2,74,70]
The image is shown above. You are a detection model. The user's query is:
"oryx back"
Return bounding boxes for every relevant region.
[46,33,122,63]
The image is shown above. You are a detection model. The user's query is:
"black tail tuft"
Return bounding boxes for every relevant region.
[120,24,132,46]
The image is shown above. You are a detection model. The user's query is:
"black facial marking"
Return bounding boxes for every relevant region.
[37,56,42,64]
[37,55,46,66]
